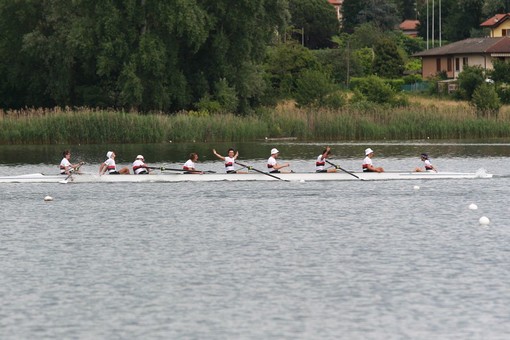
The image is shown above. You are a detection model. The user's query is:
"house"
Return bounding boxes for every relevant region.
[480,13,510,37]
[399,19,420,37]
[328,0,343,21]
[413,37,510,79]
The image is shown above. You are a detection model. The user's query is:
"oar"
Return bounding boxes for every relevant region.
[235,161,288,181]
[325,160,362,180]
[148,166,215,174]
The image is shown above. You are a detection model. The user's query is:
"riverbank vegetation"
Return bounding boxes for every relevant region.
[2,99,510,144]
[1,1,508,144]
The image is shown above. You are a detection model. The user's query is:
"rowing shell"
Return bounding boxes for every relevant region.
[0,169,493,183]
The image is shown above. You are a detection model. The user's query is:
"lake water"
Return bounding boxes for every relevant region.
[1,141,510,339]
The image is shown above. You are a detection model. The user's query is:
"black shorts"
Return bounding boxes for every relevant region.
[226,170,237,174]
[316,170,328,173]
[109,171,120,175]
[270,170,280,174]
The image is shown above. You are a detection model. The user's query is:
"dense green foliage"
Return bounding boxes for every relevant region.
[0,0,288,112]
[456,66,485,100]
[288,0,339,49]
[471,83,501,118]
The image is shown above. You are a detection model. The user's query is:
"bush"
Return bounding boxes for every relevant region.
[294,69,337,107]
[350,75,397,105]
[457,66,485,100]
[471,83,501,118]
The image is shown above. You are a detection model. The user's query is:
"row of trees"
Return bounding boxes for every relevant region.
[1,0,509,113]
[0,0,287,112]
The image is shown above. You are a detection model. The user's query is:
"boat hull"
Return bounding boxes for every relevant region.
[0,170,493,183]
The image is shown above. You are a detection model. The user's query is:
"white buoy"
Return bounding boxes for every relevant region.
[479,216,490,225]
[299,179,305,183]
[469,203,478,210]
[413,185,420,190]
[44,195,53,201]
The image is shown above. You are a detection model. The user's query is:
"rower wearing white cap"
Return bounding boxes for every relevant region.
[362,148,384,173]
[267,148,290,173]
[99,151,130,175]
[133,155,150,174]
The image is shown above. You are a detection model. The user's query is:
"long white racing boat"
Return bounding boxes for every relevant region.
[0,169,493,183]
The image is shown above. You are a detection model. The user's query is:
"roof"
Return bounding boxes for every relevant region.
[399,19,420,31]
[413,37,510,57]
[480,13,510,27]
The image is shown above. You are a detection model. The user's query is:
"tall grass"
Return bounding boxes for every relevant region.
[1,104,510,144]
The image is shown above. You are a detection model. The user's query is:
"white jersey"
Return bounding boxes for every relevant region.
[267,156,277,170]
[183,159,195,171]
[362,156,373,172]
[224,156,235,172]
[104,158,117,173]
[60,158,72,174]
[316,154,326,171]
[424,159,434,171]
[132,159,148,174]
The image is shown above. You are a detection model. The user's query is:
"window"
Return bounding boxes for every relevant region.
[436,58,441,72]
[463,57,468,66]
[502,29,508,36]
[455,58,460,71]
[447,57,452,72]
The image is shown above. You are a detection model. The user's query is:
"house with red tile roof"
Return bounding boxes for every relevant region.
[480,13,510,37]
[413,37,510,79]
[399,19,420,37]
[328,0,343,20]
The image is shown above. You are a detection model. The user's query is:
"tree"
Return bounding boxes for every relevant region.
[0,0,289,113]
[288,0,339,49]
[457,66,485,100]
[372,38,405,78]
[341,0,366,33]
[396,0,417,20]
[294,69,338,107]
[471,83,501,118]
[357,0,400,32]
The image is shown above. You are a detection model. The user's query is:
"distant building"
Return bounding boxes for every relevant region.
[413,37,510,79]
[328,0,343,21]
[480,13,510,37]
[399,19,420,37]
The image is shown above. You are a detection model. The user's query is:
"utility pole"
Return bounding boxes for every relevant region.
[439,0,441,47]
[426,0,429,49]
[432,0,435,48]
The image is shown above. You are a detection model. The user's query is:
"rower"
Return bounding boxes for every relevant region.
[212,148,245,173]
[415,153,437,172]
[362,148,384,173]
[59,150,84,175]
[315,146,337,173]
[133,155,150,174]
[99,151,130,175]
[267,148,291,173]
[183,153,204,174]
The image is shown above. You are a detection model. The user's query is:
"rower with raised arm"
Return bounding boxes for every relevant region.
[212,148,242,174]
[133,155,150,175]
[99,151,130,175]
[415,153,437,172]
[60,150,84,175]
[267,148,291,173]
[183,153,204,174]
[315,146,337,173]
[362,148,384,173]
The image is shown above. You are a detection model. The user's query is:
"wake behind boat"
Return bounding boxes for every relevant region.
[0,169,493,183]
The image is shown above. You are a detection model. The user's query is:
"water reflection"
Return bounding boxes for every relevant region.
[0,140,509,165]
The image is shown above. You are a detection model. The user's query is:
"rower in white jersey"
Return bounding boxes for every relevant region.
[362,148,384,173]
[183,153,203,174]
[212,148,245,173]
[59,150,84,175]
[267,148,291,173]
[415,153,437,172]
[99,151,130,175]
[132,155,150,174]
[315,146,337,173]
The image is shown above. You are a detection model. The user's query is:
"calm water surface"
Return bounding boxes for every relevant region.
[1,142,509,339]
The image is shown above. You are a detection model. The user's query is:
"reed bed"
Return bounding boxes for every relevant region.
[1,104,510,144]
